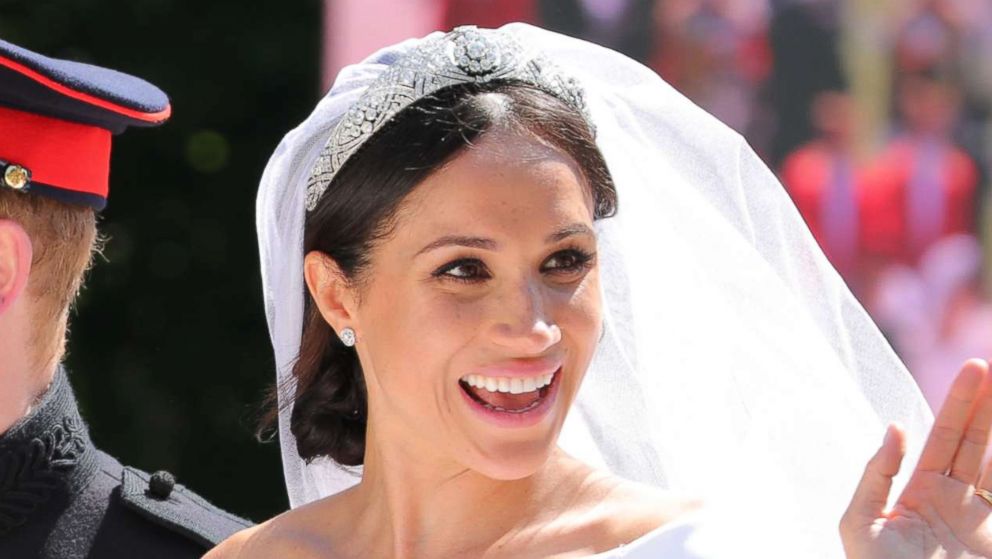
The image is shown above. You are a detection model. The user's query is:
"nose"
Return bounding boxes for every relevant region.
[488,275,562,354]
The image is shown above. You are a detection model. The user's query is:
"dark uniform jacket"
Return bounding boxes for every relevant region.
[0,369,252,558]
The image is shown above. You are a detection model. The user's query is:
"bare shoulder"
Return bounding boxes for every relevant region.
[204,523,264,559]
[592,476,703,543]
[204,499,342,559]
[551,460,703,551]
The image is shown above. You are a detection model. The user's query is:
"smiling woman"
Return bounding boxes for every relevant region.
[231,47,701,558]
[284,81,616,469]
[213,23,992,559]
[339,126,600,460]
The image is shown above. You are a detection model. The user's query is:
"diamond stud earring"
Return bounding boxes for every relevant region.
[339,327,356,347]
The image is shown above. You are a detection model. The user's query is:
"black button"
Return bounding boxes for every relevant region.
[148,470,176,499]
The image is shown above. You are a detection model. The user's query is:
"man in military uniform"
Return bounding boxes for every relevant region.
[0,39,251,557]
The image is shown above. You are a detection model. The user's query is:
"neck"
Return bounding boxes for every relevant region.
[0,359,58,436]
[0,311,60,435]
[344,426,578,558]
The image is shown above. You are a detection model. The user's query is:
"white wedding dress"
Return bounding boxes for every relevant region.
[586,508,781,558]
[589,518,708,559]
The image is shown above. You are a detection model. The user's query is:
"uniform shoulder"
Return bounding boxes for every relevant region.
[110,463,254,549]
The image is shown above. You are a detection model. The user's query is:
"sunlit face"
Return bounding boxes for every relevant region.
[343,128,602,479]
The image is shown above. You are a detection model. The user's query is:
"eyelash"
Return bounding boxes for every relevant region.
[432,247,596,284]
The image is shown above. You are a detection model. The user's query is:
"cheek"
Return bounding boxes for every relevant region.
[558,274,602,367]
[361,283,486,389]
[407,294,488,363]
[360,271,602,395]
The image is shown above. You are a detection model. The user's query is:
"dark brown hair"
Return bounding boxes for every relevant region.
[261,81,616,465]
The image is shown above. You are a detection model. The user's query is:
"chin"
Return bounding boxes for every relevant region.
[467,436,560,481]
[452,363,581,480]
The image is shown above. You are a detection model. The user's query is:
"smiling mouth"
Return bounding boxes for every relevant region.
[458,369,560,414]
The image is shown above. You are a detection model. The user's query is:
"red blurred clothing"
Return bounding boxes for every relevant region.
[780,140,865,277]
[442,0,537,29]
[861,136,978,265]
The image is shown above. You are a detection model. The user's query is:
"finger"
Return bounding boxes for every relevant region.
[978,449,992,492]
[917,361,987,474]
[949,359,992,483]
[844,423,906,525]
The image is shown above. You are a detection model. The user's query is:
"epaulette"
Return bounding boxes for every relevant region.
[118,467,252,548]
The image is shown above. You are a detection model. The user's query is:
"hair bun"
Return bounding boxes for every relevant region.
[290,335,367,465]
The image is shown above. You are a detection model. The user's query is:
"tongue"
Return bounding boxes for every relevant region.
[466,384,541,411]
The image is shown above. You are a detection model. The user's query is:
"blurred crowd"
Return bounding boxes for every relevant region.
[767,1,992,408]
[327,0,992,410]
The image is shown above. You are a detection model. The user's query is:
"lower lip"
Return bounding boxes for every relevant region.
[458,368,562,429]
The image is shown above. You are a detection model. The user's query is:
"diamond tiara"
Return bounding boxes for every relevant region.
[305,26,591,212]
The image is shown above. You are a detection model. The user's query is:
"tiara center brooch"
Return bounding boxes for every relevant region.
[450,28,501,76]
[305,26,591,212]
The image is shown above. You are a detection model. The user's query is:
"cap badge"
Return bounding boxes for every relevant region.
[2,163,31,191]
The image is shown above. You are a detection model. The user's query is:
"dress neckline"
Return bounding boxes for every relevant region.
[582,508,706,558]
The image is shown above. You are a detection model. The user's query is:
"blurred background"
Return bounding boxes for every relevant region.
[1,0,989,522]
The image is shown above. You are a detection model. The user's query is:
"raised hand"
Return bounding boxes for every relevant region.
[841,358,992,559]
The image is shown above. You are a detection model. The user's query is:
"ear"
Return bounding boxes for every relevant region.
[303,251,357,334]
[0,219,32,315]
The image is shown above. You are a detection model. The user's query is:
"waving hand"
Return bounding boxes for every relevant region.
[842,358,992,558]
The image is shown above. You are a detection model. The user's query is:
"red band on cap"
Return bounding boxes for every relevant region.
[0,54,171,123]
[0,106,111,198]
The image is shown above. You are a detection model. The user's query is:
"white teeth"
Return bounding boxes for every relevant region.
[461,371,557,394]
[510,378,523,394]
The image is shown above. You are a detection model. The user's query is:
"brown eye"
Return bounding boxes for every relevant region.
[433,258,491,283]
[542,248,595,274]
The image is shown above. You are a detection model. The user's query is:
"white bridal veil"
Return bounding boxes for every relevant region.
[257,23,933,557]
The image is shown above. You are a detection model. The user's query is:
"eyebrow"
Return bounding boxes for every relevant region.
[546,223,595,243]
[416,235,497,256]
[415,223,595,256]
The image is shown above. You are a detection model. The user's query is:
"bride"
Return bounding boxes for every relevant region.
[210,24,992,558]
